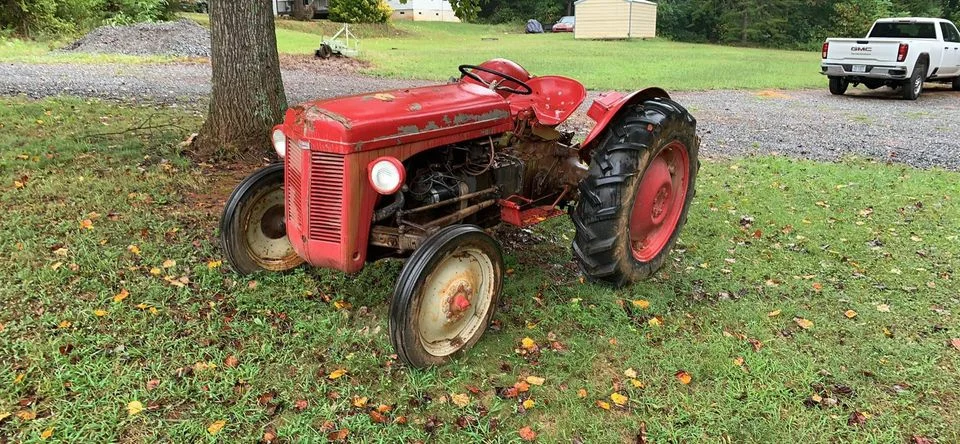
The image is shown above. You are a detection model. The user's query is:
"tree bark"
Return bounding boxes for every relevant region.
[195,0,287,160]
[292,0,314,21]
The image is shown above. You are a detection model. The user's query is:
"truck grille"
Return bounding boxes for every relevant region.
[285,143,303,227]
[308,152,345,243]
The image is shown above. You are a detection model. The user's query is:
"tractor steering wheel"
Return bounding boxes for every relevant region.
[459,65,533,95]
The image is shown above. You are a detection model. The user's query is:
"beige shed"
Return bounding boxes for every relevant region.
[574,0,657,40]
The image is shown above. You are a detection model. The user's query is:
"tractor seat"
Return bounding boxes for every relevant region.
[522,76,587,126]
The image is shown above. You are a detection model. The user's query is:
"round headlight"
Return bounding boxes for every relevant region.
[368,157,405,195]
[271,128,286,158]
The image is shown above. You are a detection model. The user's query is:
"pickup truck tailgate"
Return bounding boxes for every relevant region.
[825,38,902,63]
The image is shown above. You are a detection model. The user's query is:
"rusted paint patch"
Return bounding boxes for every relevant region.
[303,105,352,129]
[424,121,440,131]
[397,125,420,135]
[408,103,422,112]
[453,109,510,125]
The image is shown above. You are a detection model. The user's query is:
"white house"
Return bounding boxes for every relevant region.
[386,0,460,22]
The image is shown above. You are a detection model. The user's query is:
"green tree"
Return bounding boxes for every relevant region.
[329,0,391,23]
[832,0,894,37]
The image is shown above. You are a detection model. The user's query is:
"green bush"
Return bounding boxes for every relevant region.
[329,0,392,24]
[0,0,181,38]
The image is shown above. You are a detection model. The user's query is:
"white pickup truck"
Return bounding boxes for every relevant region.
[821,17,960,99]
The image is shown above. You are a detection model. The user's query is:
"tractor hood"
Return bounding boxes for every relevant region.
[284,82,513,154]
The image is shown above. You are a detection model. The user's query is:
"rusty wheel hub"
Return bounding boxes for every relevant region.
[445,282,474,322]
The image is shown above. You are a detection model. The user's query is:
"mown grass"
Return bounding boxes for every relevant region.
[1,97,958,442]
[0,38,192,65]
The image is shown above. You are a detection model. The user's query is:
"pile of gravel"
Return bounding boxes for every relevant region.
[63,19,210,58]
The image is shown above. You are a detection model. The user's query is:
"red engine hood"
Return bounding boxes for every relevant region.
[284,82,513,154]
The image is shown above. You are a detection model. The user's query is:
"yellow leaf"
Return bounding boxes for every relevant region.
[648,317,662,327]
[676,370,692,385]
[328,368,347,380]
[624,368,638,379]
[162,259,176,268]
[136,303,148,309]
[14,373,25,383]
[632,299,650,309]
[0,412,9,421]
[610,392,628,406]
[113,288,129,303]
[525,376,545,386]
[577,388,587,398]
[13,180,24,189]
[149,307,159,315]
[332,300,352,310]
[127,400,144,416]
[630,379,645,388]
[521,337,536,350]
[733,356,745,367]
[595,400,611,410]
[844,310,858,319]
[94,309,108,317]
[80,219,94,230]
[876,304,891,313]
[767,310,782,317]
[127,244,141,255]
[207,420,226,435]
[150,267,161,276]
[522,399,535,409]
[41,428,54,439]
[352,396,368,408]
[794,317,814,329]
[58,320,71,328]
[207,260,222,269]
[16,410,36,421]
[451,393,470,408]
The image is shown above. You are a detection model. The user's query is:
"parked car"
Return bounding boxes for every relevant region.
[821,17,960,99]
[553,16,575,32]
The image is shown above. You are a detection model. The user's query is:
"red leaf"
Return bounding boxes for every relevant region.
[519,426,537,441]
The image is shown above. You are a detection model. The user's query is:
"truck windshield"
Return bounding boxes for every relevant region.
[869,22,937,39]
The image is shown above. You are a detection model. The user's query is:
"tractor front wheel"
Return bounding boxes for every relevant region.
[220,164,304,275]
[390,225,504,368]
[572,98,699,287]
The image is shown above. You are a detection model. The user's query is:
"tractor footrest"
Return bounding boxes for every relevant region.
[500,195,565,227]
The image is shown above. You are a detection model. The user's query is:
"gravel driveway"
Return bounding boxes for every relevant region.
[2,62,959,170]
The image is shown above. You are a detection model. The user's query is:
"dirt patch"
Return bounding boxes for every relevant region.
[756,89,793,99]
[63,19,210,57]
[279,54,371,75]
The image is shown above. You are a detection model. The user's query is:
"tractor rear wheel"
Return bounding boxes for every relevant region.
[952,76,960,91]
[572,98,699,287]
[220,164,304,275]
[390,225,504,368]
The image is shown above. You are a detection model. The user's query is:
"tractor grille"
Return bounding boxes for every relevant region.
[285,142,303,227]
[308,152,345,243]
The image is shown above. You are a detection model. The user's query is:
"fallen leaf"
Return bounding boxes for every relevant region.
[514,381,530,393]
[526,376,545,386]
[848,411,867,427]
[207,419,226,435]
[150,267,161,276]
[352,396,368,408]
[146,379,160,391]
[451,393,470,408]
[521,337,536,350]
[767,310,782,317]
[41,428,53,439]
[624,368,638,379]
[295,399,308,411]
[369,410,387,423]
[950,338,960,351]
[733,356,745,367]
[812,282,823,292]
[58,320,71,329]
[14,373,25,383]
[577,388,587,398]
[328,368,347,380]
[794,317,814,329]
[94,309,108,317]
[127,244,141,255]
[876,304,891,313]
[522,399,535,409]
[80,219,93,230]
[632,299,650,309]
[207,260,222,269]
[910,436,934,444]
[610,392,628,406]
[648,317,662,327]
[16,410,36,421]
[595,400,611,410]
[333,300,352,310]
[113,288,129,303]
[675,370,692,385]
[127,400,144,416]
[0,412,10,421]
[224,355,239,368]
[630,379,644,388]
[519,426,537,441]
[327,429,349,441]
[162,259,176,268]
[844,310,858,319]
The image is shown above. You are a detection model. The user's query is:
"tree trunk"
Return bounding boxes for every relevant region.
[292,0,313,21]
[195,0,287,160]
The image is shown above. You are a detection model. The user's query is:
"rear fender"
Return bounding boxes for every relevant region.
[577,87,670,163]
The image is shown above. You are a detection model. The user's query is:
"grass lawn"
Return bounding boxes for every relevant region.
[0,38,192,65]
[1,97,958,442]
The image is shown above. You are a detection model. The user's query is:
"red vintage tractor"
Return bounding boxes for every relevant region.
[220,59,699,368]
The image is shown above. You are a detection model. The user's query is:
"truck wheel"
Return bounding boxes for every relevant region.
[572,98,699,287]
[902,64,925,100]
[829,76,848,95]
[220,163,304,275]
[952,77,960,91]
[390,225,504,368]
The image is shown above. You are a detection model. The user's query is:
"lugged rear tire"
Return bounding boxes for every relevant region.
[829,76,849,95]
[572,98,700,287]
[952,77,960,91]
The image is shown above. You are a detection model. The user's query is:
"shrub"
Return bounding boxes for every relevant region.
[329,0,392,24]
[0,0,180,38]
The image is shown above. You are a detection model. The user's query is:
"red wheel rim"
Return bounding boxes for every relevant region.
[629,142,690,262]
